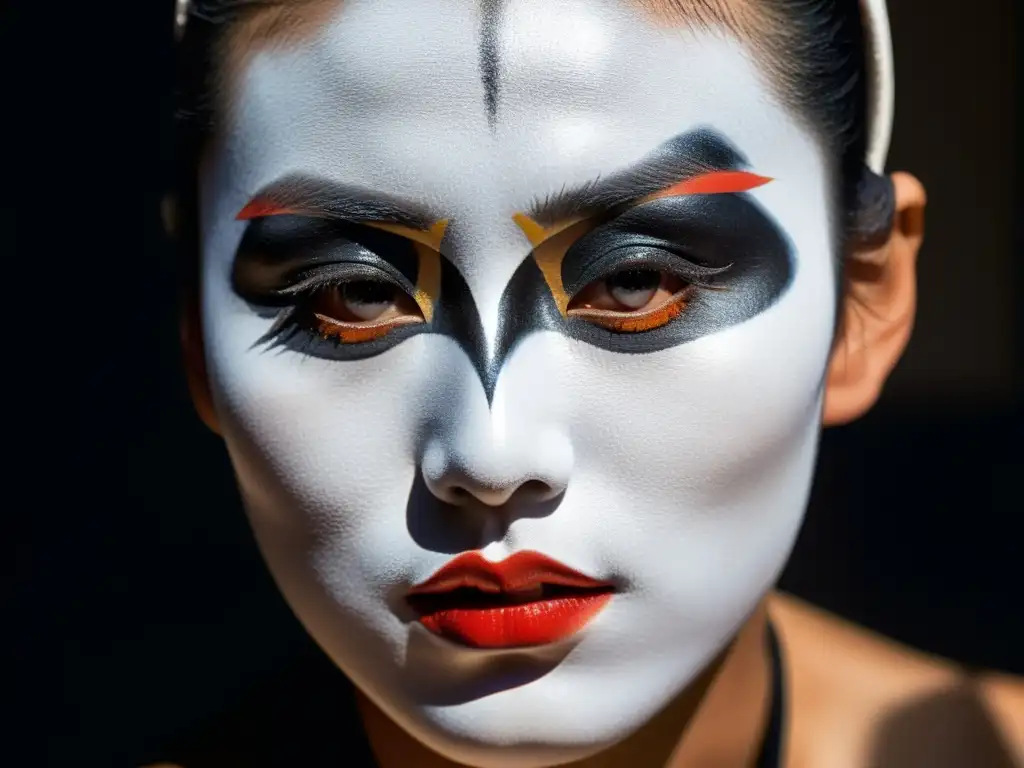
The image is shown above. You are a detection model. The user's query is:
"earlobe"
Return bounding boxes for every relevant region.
[181,292,222,435]
[823,172,927,426]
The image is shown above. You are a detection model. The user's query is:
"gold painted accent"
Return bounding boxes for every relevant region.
[367,219,449,251]
[513,213,577,317]
[512,212,550,247]
[532,240,571,317]
[512,213,584,246]
[412,243,441,323]
[363,219,447,323]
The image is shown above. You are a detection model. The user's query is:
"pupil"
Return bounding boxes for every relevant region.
[343,280,394,305]
[606,269,660,292]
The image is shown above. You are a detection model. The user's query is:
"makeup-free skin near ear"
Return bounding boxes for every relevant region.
[823,172,926,426]
[182,292,220,435]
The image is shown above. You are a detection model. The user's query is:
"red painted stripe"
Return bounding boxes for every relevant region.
[656,170,773,198]
[236,198,301,220]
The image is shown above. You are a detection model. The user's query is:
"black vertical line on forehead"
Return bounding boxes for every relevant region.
[478,0,505,129]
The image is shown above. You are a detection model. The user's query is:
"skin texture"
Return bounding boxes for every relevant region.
[823,173,924,425]
[170,1,1022,767]
[196,1,835,763]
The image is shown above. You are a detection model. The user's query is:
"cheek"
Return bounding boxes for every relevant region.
[201,312,494,645]
[549,241,836,605]
[201,262,453,537]
[574,316,830,500]
[566,229,836,498]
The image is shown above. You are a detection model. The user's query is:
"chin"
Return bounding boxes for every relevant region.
[373,677,642,768]
[340,608,726,768]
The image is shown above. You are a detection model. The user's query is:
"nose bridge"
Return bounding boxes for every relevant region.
[420,201,573,507]
[444,213,533,350]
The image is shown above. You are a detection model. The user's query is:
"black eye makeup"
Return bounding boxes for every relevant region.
[231,181,793,405]
[544,193,794,353]
[560,226,734,335]
[566,269,697,333]
[233,215,433,351]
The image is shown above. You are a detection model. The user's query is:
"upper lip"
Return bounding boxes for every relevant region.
[407,550,613,596]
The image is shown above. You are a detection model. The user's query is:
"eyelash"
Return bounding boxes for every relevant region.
[560,244,730,332]
[567,278,696,333]
[253,235,731,350]
[260,270,417,349]
[269,272,713,353]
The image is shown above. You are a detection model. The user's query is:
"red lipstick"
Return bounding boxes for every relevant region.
[406,551,614,649]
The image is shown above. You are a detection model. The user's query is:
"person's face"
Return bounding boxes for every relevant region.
[198,0,837,763]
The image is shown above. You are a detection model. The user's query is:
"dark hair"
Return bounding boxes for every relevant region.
[755,0,896,245]
[172,0,894,288]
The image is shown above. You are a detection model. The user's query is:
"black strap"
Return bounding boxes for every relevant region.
[755,619,788,768]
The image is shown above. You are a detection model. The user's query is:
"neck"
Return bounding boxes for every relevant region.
[357,598,775,768]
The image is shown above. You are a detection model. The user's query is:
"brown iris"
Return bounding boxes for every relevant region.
[311,280,424,343]
[567,270,693,332]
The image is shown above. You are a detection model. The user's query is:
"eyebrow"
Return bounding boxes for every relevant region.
[236,176,440,231]
[526,128,769,226]
[236,129,769,231]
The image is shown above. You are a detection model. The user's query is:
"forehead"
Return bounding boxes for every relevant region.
[218,0,823,213]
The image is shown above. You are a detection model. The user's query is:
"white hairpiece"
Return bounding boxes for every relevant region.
[860,0,895,173]
[174,0,190,42]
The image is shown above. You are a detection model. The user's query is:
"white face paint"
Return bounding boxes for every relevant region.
[199,0,837,765]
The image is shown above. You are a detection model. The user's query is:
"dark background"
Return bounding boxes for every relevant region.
[11,0,1021,766]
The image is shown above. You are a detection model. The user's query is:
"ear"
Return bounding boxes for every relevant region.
[181,288,222,435]
[823,172,927,426]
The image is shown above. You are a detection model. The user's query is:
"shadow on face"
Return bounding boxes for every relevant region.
[405,470,564,556]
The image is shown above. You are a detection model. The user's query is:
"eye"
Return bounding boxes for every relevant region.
[567,269,693,333]
[606,269,661,309]
[335,280,403,320]
[305,278,425,343]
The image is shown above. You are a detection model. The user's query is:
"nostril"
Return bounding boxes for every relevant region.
[441,478,556,508]
[420,434,573,508]
[519,479,557,502]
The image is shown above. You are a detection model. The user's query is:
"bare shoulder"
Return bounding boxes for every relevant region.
[768,592,1024,768]
[978,673,1024,759]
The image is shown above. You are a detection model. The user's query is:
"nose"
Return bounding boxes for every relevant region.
[421,428,573,507]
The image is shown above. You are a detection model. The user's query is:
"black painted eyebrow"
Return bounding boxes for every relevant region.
[527,128,750,226]
[237,174,440,231]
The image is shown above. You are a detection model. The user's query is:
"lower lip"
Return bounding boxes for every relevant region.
[415,592,614,649]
